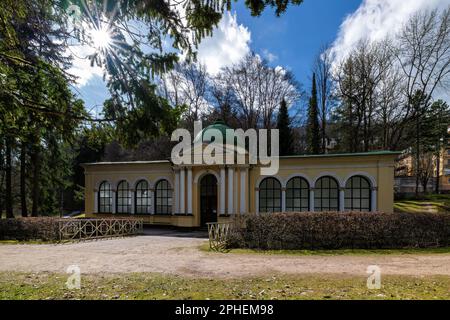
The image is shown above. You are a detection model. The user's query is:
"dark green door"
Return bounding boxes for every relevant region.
[200,174,218,227]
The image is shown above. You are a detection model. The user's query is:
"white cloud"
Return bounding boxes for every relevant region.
[262,49,278,63]
[331,0,450,64]
[196,12,251,75]
[67,43,104,87]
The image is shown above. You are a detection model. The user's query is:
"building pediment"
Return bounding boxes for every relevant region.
[172,142,250,167]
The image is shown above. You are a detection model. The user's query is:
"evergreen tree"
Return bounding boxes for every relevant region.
[306,73,321,154]
[417,100,450,193]
[277,99,294,156]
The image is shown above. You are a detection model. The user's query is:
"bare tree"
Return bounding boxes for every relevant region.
[216,53,301,129]
[395,7,450,194]
[159,62,211,128]
[314,45,334,153]
[209,79,240,125]
[374,54,406,150]
[334,40,394,152]
[418,152,435,194]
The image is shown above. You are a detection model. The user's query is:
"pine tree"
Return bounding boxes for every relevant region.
[306,73,321,154]
[277,99,294,156]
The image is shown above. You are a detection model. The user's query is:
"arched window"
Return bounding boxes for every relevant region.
[155,179,172,214]
[345,176,371,211]
[98,181,112,213]
[259,177,282,213]
[135,180,151,214]
[116,180,131,214]
[314,176,339,211]
[286,177,310,211]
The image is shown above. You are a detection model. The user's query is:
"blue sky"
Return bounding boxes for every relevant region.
[73,0,449,114]
[231,0,361,85]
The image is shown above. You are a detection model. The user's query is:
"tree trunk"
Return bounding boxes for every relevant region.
[20,142,28,217]
[415,114,420,196]
[5,136,14,218]
[0,183,2,219]
[31,147,40,217]
[436,148,441,194]
[422,180,428,194]
[0,140,3,219]
[321,107,326,154]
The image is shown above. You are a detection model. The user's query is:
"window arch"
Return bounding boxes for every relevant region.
[286,177,310,211]
[135,180,151,214]
[259,177,282,213]
[314,176,339,211]
[98,181,112,213]
[116,180,131,214]
[155,179,172,214]
[345,176,371,211]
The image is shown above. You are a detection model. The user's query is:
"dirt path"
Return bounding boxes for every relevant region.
[1,230,449,278]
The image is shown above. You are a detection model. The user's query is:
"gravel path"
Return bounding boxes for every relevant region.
[1,229,449,278]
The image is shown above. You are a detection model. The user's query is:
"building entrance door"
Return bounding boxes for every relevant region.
[200,174,218,227]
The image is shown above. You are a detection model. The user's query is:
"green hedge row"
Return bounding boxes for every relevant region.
[0,218,60,241]
[227,212,450,250]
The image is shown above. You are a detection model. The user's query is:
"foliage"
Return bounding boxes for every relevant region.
[306,73,320,154]
[244,0,304,17]
[103,83,182,147]
[0,218,60,241]
[0,0,305,217]
[228,212,450,250]
[276,99,294,156]
[0,0,85,217]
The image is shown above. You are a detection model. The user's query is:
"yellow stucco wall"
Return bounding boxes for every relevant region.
[83,153,396,227]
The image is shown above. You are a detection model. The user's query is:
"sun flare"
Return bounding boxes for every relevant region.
[89,24,112,50]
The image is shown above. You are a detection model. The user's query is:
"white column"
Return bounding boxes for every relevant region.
[187,167,193,215]
[220,167,226,215]
[240,169,247,214]
[228,167,234,215]
[309,189,315,212]
[281,188,286,212]
[339,188,345,212]
[174,169,180,214]
[180,168,185,214]
[234,169,238,214]
[255,189,259,214]
[371,187,377,212]
[150,189,155,214]
[93,191,98,213]
[111,190,116,214]
[130,190,135,214]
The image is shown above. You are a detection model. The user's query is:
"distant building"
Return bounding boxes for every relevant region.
[395,127,450,194]
[438,147,450,192]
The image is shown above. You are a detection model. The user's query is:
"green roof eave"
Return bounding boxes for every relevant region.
[279,151,402,159]
[80,160,170,168]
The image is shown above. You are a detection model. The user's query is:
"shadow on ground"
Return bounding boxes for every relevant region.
[142,227,208,239]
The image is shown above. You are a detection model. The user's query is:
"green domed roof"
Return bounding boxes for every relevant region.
[194,119,231,144]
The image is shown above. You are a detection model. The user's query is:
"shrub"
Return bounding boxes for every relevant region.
[227,212,450,250]
[0,218,60,241]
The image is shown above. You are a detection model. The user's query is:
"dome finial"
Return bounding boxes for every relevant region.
[214,118,226,125]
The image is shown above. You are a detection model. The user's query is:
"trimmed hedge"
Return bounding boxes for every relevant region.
[0,218,60,241]
[227,212,450,250]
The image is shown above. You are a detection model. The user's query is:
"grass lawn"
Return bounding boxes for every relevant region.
[394,194,450,213]
[200,243,450,256]
[0,272,449,300]
[0,240,56,245]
